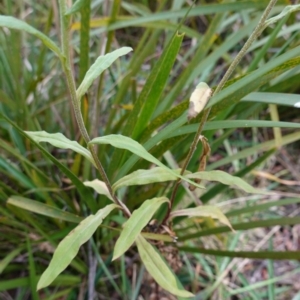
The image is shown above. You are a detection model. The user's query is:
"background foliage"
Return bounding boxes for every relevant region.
[1,0,300,299]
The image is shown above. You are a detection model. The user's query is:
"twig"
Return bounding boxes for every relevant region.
[58,0,130,217]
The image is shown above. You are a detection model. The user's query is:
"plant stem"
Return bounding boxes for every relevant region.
[58,0,130,217]
[164,0,278,223]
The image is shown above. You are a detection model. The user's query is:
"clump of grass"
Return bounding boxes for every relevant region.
[1,0,300,299]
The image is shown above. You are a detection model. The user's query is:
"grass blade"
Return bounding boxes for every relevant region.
[180,247,300,260]
[7,196,83,223]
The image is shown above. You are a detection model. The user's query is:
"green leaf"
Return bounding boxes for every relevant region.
[207,46,300,110]
[65,0,87,15]
[108,31,184,180]
[76,47,133,100]
[26,236,38,300]
[170,205,233,231]
[7,196,83,223]
[83,179,113,201]
[226,198,300,217]
[241,92,300,107]
[0,16,62,59]
[201,149,276,203]
[25,131,96,166]
[208,131,300,170]
[0,114,97,213]
[112,167,193,192]
[179,217,300,241]
[131,32,184,139]
[179,247,300,260]
[113,197,169,260]
[0,247,23,274]
[81,2,278,35]
[144,56,300,149]
[0,275,81,292]
[186,170,269,194]
[89,134,204,189]
[37,204,119,290]
[136,235,193,298]
[167,120,300,139]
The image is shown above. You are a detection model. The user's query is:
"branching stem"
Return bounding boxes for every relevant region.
[58,0,130,217]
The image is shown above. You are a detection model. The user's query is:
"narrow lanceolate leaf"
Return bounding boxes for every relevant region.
[0,16,62,59]
[76,47,132,99]
[188,82,212,120]
[179,217,300,241]
[113,197,169,260]
[170,205,233,231]
[130,32,184,139]
[89,135,204,189]
[241,92,300,107]
[65,0,86,15]
[7,196,82,223]
[179,247,300,260]
[136,235,194,298]
[112,167,190,193]
[0,113,97,213]
[0,247,23,274]
[84,179,113,201]
[25,131,95,166]
[186,170,269,194]
[37,204,119,290]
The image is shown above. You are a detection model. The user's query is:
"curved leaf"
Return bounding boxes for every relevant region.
[25,131,95,166]
[76,47,132,99]
[83,179,113,201]
[37,204,119,290]
[112,167,192,192]
[136,235,193,298]
[0,16,62,59]
[89,134,204,189]
[0,114,97,213]
[186,170,269,194]
[113,197,169,260]
[7,196,82,223]
[170,205,233,231]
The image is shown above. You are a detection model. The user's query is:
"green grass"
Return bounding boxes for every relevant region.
[1,0,300,299]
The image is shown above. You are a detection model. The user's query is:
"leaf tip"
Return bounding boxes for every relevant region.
[111,255,118,261]
[36,279,44,291]
[112,250,120,261]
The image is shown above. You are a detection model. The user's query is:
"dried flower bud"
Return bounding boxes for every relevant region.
[188,82,212,121]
